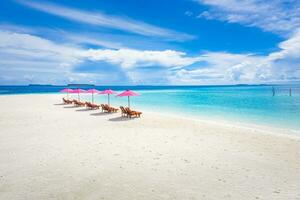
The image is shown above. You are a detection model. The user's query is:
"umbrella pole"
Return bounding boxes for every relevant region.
[67,92,69,100]
[108,94,110,106]
[78,93,80,101]
[128,96,130,108]
[92,93,94,103]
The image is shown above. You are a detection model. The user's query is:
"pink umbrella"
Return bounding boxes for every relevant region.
[86,89,100,103]
[59,88,73,99]
[116,90,140,108]
[98,89,116,106]
[71,89,86,101]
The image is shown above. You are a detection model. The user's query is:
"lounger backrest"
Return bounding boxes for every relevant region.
[125,107,131,113]
[120,106,126,113]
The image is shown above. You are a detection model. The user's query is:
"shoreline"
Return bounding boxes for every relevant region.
[143,109,300,140]
[1,93,299,139]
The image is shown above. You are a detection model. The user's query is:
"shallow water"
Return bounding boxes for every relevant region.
[1,85,300,130]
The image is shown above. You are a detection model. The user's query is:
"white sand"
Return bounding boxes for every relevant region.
[1,94,300,200]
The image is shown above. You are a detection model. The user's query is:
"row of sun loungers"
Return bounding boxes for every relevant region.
[62,98,142,118]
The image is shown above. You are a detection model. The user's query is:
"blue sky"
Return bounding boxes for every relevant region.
[0,0,299,85]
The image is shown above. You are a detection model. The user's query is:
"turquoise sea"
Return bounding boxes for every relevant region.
[1,85,300,131]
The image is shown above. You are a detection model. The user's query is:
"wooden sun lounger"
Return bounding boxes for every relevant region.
[67,99,74,104]
[120,106,127,117]
[109,105,118,112]
[72,99,77,105]
[63,98,68,104]
[101,104,118,113]
[85,102,93,109]
[120,106,142,118]
[125,107,142,118]
[101,104,107,112]
[73,100,85,107]
[86,102,100,109]
[85,102,92,109]
[63,98,73,104]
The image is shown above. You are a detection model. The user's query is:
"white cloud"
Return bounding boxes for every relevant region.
[16,0,195,41]
[269,30,300,60]
[170,31,300,84]
[0,29,201,84]
[0,30,85,84]
[1,24,299,85]
[196,0,300,36]
[81,49,200,68]
[0,30,82,64]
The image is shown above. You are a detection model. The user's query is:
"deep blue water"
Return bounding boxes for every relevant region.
[1,85,300,130]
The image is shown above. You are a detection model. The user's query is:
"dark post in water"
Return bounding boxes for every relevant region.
[272,86,275,96]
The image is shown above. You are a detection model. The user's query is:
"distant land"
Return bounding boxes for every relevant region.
[67,84,95,87]
[28,84,53,86]
[28,84,96,87]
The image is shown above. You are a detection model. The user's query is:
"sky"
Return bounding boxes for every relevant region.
[0,0,300,85]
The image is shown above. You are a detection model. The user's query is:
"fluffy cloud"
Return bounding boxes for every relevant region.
[0,30,82,65]
[169,0,300,84]
[81,49,200,68]
[0,29,200,84]
[1,25,300,85]
[196,0,300,36]
[170,31,300,84]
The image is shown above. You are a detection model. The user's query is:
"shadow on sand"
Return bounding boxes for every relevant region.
[63,106,77,108]
[76,108,93,112]
[90,112,111,116]
[109,116,133,122]
[54,103,65,106]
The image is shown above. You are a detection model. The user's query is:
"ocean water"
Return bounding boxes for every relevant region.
[1,85,300,131]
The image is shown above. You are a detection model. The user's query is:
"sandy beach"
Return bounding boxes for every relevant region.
[1,94,300,200]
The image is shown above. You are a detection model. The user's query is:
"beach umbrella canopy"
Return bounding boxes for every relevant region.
[71,89,86,101]
[59,88,73,99]
[116,90,140,108]
[86,89,100,103]
[98,89,116,105]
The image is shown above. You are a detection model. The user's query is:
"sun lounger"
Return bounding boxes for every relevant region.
[63,98,73,104]
[92,104,100,109]
[120,106,127,117]
[124,107,142,118]
[85,102,92,109]
[108,105,118,112]
[101,104,118,113]
[62,98,68,104]
[67,99,74,104]
[73,100,85,107]
[101,104,107,112]
[72,99,77,105]
[86,102,100,109]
